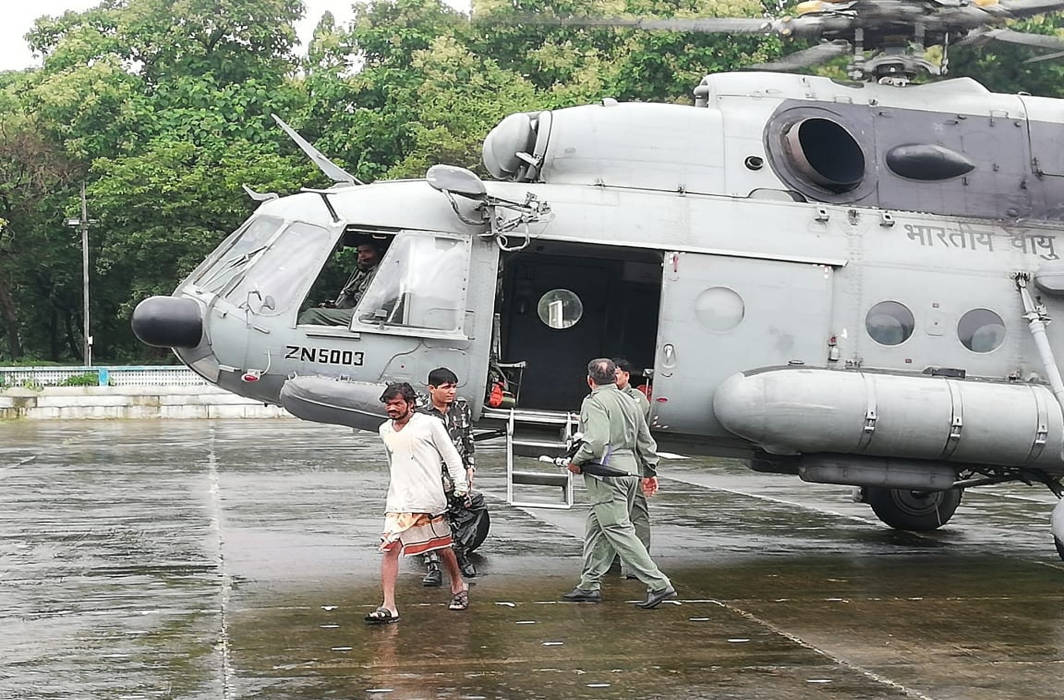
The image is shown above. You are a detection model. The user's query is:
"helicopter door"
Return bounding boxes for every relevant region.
[651,252,834,437]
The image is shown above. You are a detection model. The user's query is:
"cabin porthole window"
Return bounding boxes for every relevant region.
[958,308,1005,353]
[537,289,583,329]
[866,301,914,346]
[694,287,744,331]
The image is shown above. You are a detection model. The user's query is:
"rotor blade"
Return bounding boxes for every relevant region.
[503,15,777,35]
[747,40,851,71]
[984,27,1064,50]
[993,0,1064,18]
[1025,48,1064,63]
[271,114,363,186]
[953,28,993,47]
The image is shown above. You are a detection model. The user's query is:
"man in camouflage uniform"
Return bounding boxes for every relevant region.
[613,357,656,579]
[420,367,478,584]
[298,241,381,325]
[561,358,676,609]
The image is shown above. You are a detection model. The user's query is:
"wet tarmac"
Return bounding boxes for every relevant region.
[2,419,1062,699]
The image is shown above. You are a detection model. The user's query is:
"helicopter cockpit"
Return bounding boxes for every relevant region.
[184,214,334,319]
[297,228,471,337]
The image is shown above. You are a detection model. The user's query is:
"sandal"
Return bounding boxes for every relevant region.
[448,589,469,611]
[364,606,400,625]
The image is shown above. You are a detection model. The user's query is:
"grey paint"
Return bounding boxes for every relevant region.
[714,367,1064,472]
[140,70,1064,543]
[652,253,833,437]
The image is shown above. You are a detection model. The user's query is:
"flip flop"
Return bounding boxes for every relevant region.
[364,606,400,624]
[448,589,469,611]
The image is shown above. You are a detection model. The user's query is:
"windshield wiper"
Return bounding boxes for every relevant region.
[199,245,268,293]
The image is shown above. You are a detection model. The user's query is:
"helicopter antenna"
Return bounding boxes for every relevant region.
[271,114,364,186]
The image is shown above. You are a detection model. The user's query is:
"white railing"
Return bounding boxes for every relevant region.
[0,365,208,387]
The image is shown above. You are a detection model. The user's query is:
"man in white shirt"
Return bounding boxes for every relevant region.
[366,382,470,624]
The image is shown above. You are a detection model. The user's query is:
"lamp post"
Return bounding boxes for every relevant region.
[65,182,95,367]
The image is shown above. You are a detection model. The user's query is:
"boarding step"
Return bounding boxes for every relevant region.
[511,437,570,458]
[505,408,580,509]
[482,407,574,426]
[510,471,571,488]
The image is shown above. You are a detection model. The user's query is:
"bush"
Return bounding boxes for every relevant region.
[60,372,101,387]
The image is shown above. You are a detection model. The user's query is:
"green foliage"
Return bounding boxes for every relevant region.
[60,371,100,386]
[1,0,1063,364]
[18,378,44,391]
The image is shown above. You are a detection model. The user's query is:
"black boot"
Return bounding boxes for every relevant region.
[422,552,442,587]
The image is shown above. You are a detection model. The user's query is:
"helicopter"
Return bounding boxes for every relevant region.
[132,0,1064,560]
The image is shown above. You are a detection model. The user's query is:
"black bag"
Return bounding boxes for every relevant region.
[447,491,490,553]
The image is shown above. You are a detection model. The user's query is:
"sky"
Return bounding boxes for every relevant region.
[0,0,471,72]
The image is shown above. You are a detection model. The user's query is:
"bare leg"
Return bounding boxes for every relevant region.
[439,548,467,595]
[380,547,400,615]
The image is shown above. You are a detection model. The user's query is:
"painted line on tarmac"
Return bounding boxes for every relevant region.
[206,426,234,700]
[1034,561,1064,572]
[964,489,1058,505]
[713,598,937,700]
[0,455,36,477]
[661,472,886,528]
[663,472,1064,567]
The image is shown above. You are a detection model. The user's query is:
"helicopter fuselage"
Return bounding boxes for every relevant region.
[133,71,1064,546]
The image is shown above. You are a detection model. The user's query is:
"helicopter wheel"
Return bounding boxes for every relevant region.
[866,486,963,531]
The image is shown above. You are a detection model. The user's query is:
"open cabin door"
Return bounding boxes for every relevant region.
[651,252,835,438]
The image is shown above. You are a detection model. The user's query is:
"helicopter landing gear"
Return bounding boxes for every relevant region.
[865,486,964,531]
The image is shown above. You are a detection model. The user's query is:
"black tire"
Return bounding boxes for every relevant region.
[866,486,963,531]
[1055,537,1064,562]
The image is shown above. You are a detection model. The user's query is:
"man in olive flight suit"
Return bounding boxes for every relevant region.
[561,358,676,609]
[613,357,656,579]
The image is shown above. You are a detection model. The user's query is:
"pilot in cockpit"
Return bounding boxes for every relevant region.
[298,240,381,326]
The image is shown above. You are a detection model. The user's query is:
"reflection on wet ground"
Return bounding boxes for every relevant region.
[2,419,1062,699]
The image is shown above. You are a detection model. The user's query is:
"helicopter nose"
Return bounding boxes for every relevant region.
[131,296,203,348]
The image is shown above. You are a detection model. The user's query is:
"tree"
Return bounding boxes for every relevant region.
[5,0,313,362]
[0,91,79,362]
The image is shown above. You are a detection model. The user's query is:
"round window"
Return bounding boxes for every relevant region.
[694,287,744,331]
[537,289,583,329]
[866,301,914,346]
[958,308,1005,353]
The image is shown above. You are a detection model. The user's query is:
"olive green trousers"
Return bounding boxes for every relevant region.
[619,490,651,578]
[578,475,671,593]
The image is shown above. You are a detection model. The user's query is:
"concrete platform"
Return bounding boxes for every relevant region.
[1,419,1061,698]
[0,385,289,420]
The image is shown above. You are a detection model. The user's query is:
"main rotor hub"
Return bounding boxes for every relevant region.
[857,49,942,82]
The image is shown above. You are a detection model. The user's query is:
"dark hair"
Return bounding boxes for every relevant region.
[379,382,417,404]
[613,357,634,374]
[587,358,617,386]
[427,367,458,387]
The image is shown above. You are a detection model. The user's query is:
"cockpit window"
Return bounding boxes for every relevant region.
[194,215,284,293]
[224,222,332,316]
[355,231,470,333]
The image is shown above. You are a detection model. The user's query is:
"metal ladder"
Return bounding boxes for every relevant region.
[503,408,579,509]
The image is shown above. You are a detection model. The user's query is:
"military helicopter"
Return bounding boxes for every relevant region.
[132,0,1064,560]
